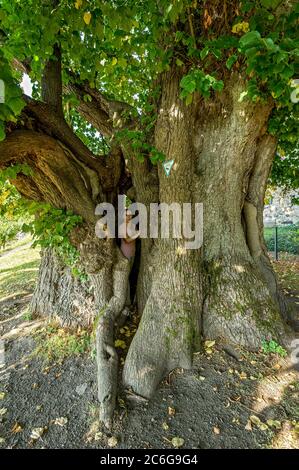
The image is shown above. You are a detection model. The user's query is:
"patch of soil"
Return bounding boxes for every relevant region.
[0,309,298,449]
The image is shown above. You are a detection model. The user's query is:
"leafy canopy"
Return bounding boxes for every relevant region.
[0,0,298,173]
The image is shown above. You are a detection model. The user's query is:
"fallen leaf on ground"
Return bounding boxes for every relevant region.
[12,422,23,433]
[107,436,118,447]
[258,423,269,431]
[245,421,252,431]
[53,417,68,427]
[168,407,176,416]
[267,420,281,430]
[30,427,46,440]
[250,415,261,425]
[239,371,247,380]
[162,422,169,431]
[0,392,5,400]
[213,427,221,435]
[204,340,215,349]
[114,339,126,349]
[171,437,184,448]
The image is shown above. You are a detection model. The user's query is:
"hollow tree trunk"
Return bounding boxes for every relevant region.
[123,73,287,399]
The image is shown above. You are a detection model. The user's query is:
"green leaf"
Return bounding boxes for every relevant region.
[200,47,209,60]
[185,93,193,105]
[180,75,196,94]
[226,55,238,70]
[212,80,224,92]
[7,97,25,116]
[0,121,5,141]
[261,0,281,9]
[239,31,261,48]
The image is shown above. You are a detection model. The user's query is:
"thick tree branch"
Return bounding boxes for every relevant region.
[65,78,137,138]
[23,96,117,191]
[0,130,97,223]
[41,44,63,116]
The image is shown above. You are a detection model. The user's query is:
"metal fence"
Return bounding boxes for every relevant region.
[264,224,299,260]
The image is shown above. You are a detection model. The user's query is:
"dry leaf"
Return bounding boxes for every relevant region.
[30,427,46,440]
[258,423,269,431]
[168,406,176,416]
[267,419,281,430]
[12,422,23,433]
[204,340,215,349]
[245,421,252,431]
[0,392,5,400]
[114,339,126,349]
[171,437,184,448]
[239,371,247,380]
[162,422,169,431]
[213,426,221,435]
[53,417,68,427]
[75,0,82,9]
[107,436,118,448]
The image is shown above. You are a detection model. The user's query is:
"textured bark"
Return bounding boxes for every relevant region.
[244,135,287,319]
[41,44,63,116]
[123,72,202,398]
[123,74,287,399]
[3,63,289,421]
[0,65,130,426]
[94,248,130,428]
[193,81,286,349]
[30,249,95,327]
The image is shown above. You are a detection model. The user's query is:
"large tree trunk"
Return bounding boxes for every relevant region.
[123,73,203,398]
[2,64,288,420]
[30,248,95,327]
[123,73,287,398]
[195,82,286,349]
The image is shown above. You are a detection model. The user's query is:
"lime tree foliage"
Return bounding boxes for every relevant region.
[0,0,298,426]
[0,165,84,276]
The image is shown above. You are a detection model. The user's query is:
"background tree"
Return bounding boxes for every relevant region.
[0,0,298,425]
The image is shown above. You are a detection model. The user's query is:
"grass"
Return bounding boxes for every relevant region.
[0,238,40,301]
[32,323,91,363]
[0,235,32,256]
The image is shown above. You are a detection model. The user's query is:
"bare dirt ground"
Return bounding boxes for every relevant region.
[0,244,298,449]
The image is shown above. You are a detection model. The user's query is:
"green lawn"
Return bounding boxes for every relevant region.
[0,240,40,301]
